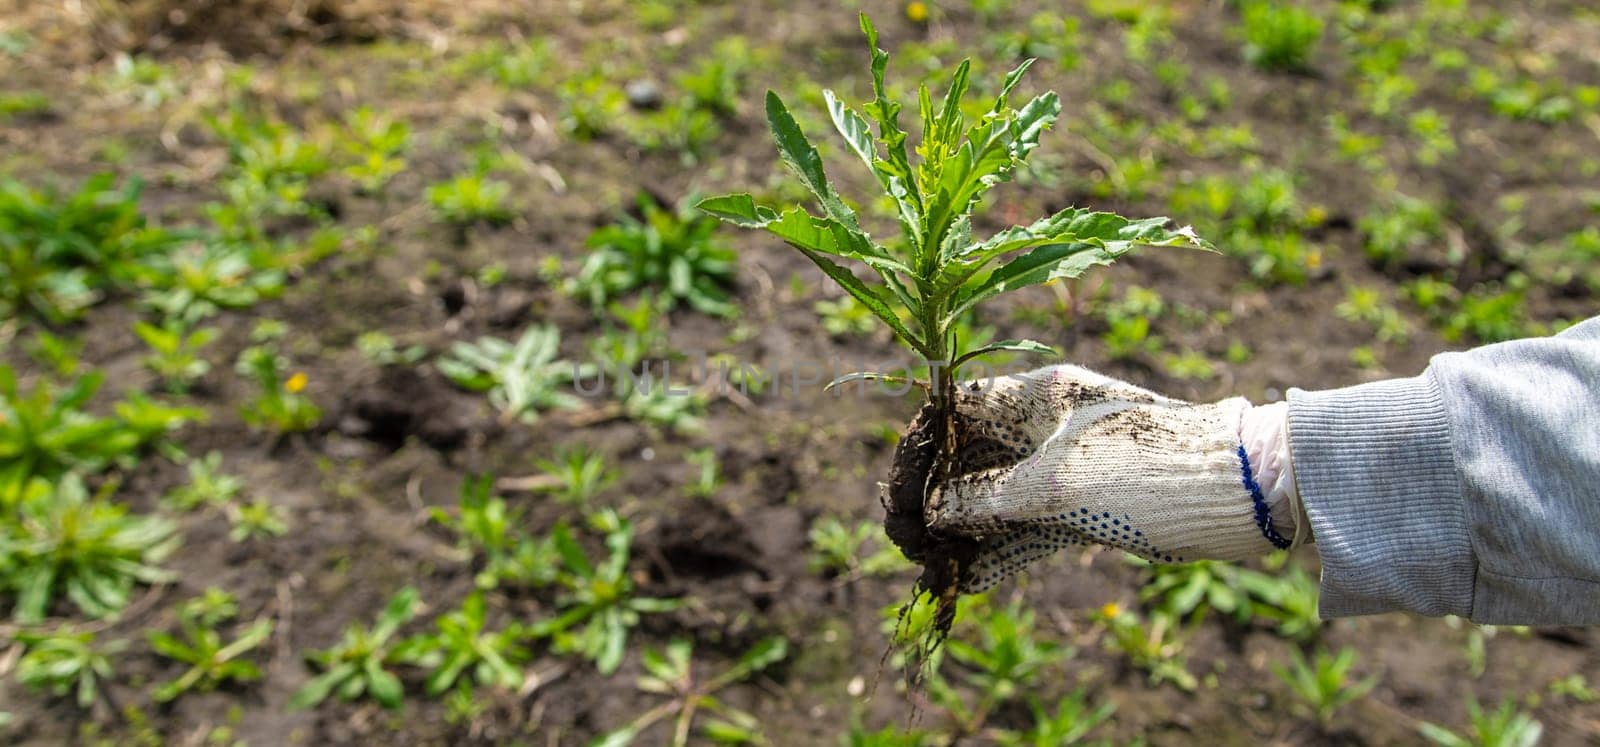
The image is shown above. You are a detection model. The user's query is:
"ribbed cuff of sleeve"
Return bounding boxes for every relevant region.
[1287,372,1474,618]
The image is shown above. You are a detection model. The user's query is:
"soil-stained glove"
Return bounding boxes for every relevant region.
[929,364,1306,593]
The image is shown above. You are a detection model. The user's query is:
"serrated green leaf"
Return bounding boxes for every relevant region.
[696,194,777,227]
[765,91,861,233]
[949,211,1210,321]
[789,246,924,356]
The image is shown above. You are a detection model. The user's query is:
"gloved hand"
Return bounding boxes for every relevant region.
[927,364,1308,593]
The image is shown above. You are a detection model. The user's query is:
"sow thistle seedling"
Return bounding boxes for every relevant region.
[431,475,560,589]
[527,509,682,676]
[290,586,419,711]
[1,475,177,623]
[394,590,527,696]
[15,629,125,709]
[148,589,275,702]
[592,636,789,747]
[699,13,1210,649]
[1271,646,1380,729]
[438,325,588,425]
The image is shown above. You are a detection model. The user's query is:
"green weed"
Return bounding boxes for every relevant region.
[290,586,419,710]
[341,107,411,194]
[134,321,218,394]
[815,295,879,338]
[1095,602,1196,691]
[527,510,681,675]
[1239,1,1324,73]
[1418,696,1542,747]
[1272,647,1380,728]
[0,174,184,322]
[427,171,513,226]
[430,475,558,589]
[593,636,788,747]
[236,345,322,433]
[991,690,1115,746]
[226,498,289,542]
[698,13,1209,505]
[162,451,243,511]
[15,629,124,708]
[530,445,618,508]
[1359,195,1444,268]
[437,326,586,424]
[148,590,274,702]
[807,517,914,580]
[1,475,177,623]
[396,590,527,695]
[574,194,737,316]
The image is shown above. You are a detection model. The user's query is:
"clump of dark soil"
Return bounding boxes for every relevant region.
[882,401,982,655]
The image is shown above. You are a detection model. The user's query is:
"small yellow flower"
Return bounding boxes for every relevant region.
[905,1,929,23]
[285,371,308,394]
[1305,205,1328,226]
[1099,601,1120,619]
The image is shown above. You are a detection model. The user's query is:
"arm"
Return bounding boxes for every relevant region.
[1290,316,1600,625]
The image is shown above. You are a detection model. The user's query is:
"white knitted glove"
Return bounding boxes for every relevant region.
[929,364,1306,593]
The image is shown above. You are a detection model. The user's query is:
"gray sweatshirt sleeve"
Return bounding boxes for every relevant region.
[1286,316,1600,625]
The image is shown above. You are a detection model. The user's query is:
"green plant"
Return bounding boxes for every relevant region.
[1162,350,1216,380]
[1102,315,1160,360]
[1442,283,1529,344]
[990,690,1115,746]
[341,107,411,194]
[162,450,243,511]
[204,109,333,246]
[676,37,753,116]
[15,629,124,708]
[356,331,427,367]
[1095,602,1196,691]
[1239,1,1323,73]
[427,171,513,226]
[844,720,932,747]
[0,368,141,498]
[1359,195,1444,267]
[236,345,322,433]
[430,475,557,589]
[437,326,586,424]
[1549,674,1598,703]
[807,517,914,580]
[137,241,286,324]
[1335,286,1410,344]
[815,295,878,337]
[226,498,289,542]
[698,15,1208,547]
[27,331,82,377]
[290,586,419,710]
[559,73,626,140]
[528,510,680,675]
[593,636,788,747]
[1,475,177,623]
[575,194,737,316]
[1418,696,1542,747]
[945,600,1068,707]
[1271,647,1380,728]
[1407,108,1457,166]
[531,445,618,507]
[1235,564,1323,643]
[395,591,527,695]
[148,591,274,702]
[0,173,183,322]
[683,448,721,499]
[134,321,218,394]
